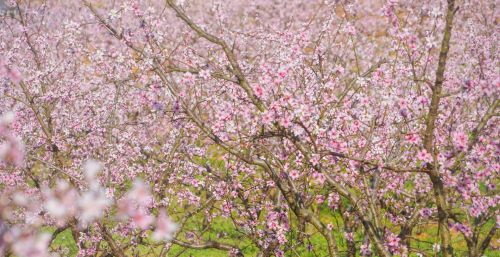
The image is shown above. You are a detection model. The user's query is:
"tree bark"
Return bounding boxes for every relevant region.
[422,1,457,256]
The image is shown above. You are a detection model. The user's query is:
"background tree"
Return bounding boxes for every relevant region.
[0,0,498,256]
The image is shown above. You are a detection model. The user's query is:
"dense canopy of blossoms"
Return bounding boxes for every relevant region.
[0,0,498,256]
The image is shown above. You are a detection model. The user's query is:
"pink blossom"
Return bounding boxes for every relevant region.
[199,69,211,80]
[8,230,51,257]
[405,133,420,145]
[83,159,102,181]
[131,211,154,230]
[344,232,354,242]
[417,149,433,163]
[42,180,78,221]
[453,131,468,150]
[289,169,300,180]
[312,172,326,185]
[384,231,401,254]
[152,210,177,241]
[254,85,264,98]
[78,187,111,226]
[360,242,371,256]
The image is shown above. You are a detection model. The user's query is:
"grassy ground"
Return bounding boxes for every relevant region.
[49,206,499,257]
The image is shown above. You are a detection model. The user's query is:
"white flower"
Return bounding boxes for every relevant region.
[11,231,51,257]
[199,69,211,79]
[78,187,111,226]
[108,9,121,20]
[0,111,15,125]
[45,198,67,219]
[433,243,441,252]
[176,0,187,7]
[83,159,102,181]
[430,7,441,17]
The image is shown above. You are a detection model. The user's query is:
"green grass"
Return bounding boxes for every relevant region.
[47,205,499,257]
[48,220,499,257]
[50,228,79,256]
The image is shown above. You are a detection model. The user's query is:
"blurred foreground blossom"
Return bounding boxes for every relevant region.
[5,228,52,257]
[0,111,24,166]
[153,210,178,241]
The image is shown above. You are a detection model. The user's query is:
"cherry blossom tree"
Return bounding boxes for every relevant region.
[0,0,498,256]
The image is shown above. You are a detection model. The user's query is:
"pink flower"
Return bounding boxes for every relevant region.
[127,179,152,204]
[420,208,432,218]
[344,232,354,242]
[405,133,420,144]
[254,85,264,98]
[289,169,300,180]
[0,111,15,126]
[312,172,326,185]
[0,136,24,166]
[360,242,371,256]
[417,149,433,163]
[333,65,345,74]
[385,231,401,254]
[131,211,154,229]
[274,249,284,257]
[328,193,340,209]
[453,131,467,150]
[9,230,51,257]
[261,111,274,125]
[78,187,111,226]
[278,70,287,79]
[0,59,21,84]
[199,69,211,79]
[452,223,472,237]
[279,115,292,128]
[152,210,177,241]
[6,68,21,84]
[83,159,102,181]
[43,180,78,221]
